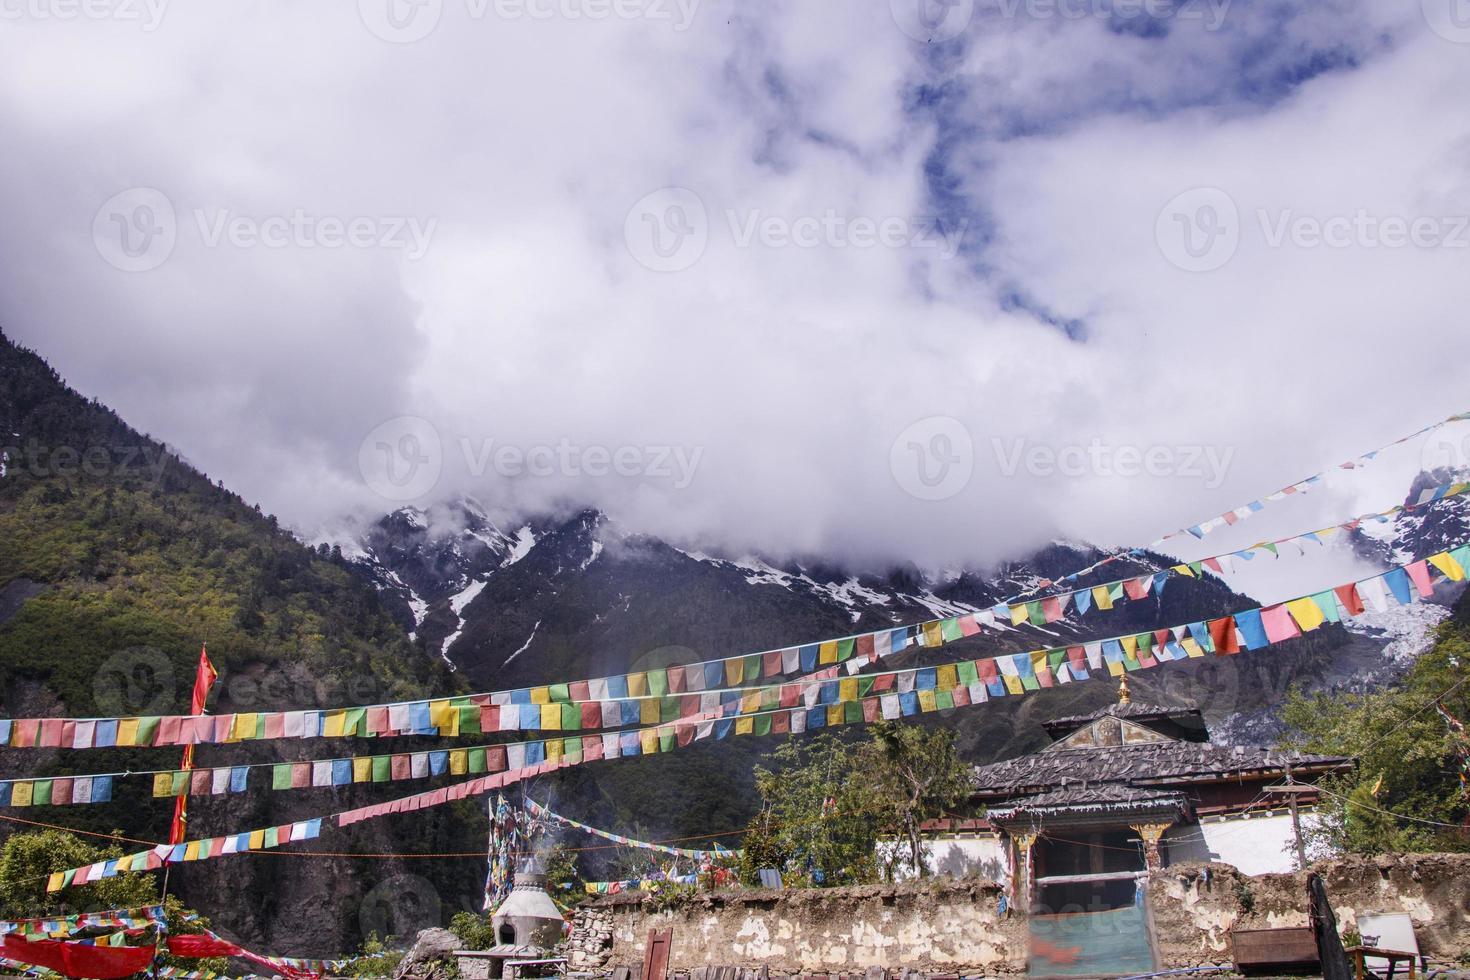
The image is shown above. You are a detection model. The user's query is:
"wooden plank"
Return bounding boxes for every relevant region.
[643,930,673,980]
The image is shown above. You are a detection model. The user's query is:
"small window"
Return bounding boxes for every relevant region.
[498,924,516,945]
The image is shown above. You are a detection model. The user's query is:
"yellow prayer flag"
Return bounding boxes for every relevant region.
[639,728,658,754]
[184,841,201,862]
[322,711,346,738]
[540,704,561,730]
[429,700,455,728]
[1107,659,1125,677]
[47,873,64,893]
[11,782,32,807]
[1092,585,1114,611]
[741,690,760,714]
[827,704,843,726]
[838,678,858,702]
[922,622,942,647]
[1429,551,1466,581]
[1009,604,1028,626]
[231,713,257,741]
[1173,563,1195,577]
[918,690,938,713]
[546,740,563,762]
[736,716,754,736]
[626,673,648,697]
[449,749,467,775]
[1003,674,1024,695]
[530,687,550,705]
[639,698,659,726]
[353,757,372,782]
[1285,597,1326,632]
[248,830,265,850]
[152,773,172,798]
[1181,637,1204,659]
[818,641,838,664]
[116,718,139,746]
[936,664,959,691]
[1121,635,1138,659]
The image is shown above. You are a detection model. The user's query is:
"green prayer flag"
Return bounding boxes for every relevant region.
[263,827,279,849]
[935,689,955,711]
[1027,601,1047,626]
[836,638,855,661]
[742,654,762,681]
[468,747,487,773]
[135,716,161,745]
[1020,672,1041,692]
[171,770,189,795]
[1312,591,1342,623]
[753,714,772,737]
[844,700,863,723]
[458,705,481,734]
[371,755,391,782]
[343,707,367,737]
[271,764,291,791]
[857,677,874,698]
[32,779,52,806]
[647,669,668,697]
[549,683,570,703]
[658,731,675,753]
[561,703,580,729]
[659,697,679,723]
[957,661,979,686]
[940,617,964,642]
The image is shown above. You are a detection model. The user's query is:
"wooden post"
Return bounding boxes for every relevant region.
[1014,831,1038,913]
[1286,763,1308,870]
[1129,823,1171,872]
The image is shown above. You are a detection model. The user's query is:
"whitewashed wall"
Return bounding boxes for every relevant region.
[1165,813,1315,875]
[881,834,1009,882]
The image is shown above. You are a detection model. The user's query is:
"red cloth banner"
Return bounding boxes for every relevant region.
[2,937,157,978]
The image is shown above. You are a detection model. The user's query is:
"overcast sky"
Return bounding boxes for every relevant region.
[3,0,1470,576]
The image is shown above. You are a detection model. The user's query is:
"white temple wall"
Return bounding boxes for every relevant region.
[1172,812,1315,875]
[881,834,1009,883]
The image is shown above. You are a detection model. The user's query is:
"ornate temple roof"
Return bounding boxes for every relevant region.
[972,740,1353,800]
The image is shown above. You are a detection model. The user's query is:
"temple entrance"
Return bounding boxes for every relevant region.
[1028,902,1156,978]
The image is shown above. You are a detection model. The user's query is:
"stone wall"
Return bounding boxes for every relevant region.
[572,879,1025,975]
[569,854,1470,975]
[1148,853,1470,967]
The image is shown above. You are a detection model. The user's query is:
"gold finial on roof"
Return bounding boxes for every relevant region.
[1119,675,1132,705]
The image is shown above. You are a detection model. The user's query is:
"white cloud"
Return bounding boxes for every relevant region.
[2,0,1467,574]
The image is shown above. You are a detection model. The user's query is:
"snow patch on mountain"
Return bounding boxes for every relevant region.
[505,621,540,667]
[1341,601,1450,669]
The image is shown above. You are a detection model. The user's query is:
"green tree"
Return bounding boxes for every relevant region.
[746,732,879,887]
[866,722,974,877]
[1279,616,1470,854]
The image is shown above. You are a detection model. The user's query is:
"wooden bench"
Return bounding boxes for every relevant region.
[1345,945,1418,980]
[1231,926,1320,975]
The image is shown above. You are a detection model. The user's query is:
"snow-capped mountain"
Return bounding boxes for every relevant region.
[349,477,1468,754]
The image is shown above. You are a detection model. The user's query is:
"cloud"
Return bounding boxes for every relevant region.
[2,0,1467,574]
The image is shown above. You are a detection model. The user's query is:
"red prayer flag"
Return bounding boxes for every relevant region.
[1207,617,1240,655]
[1334,583,1366,616]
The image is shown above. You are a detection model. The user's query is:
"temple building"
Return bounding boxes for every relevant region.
[913,679,1354,913]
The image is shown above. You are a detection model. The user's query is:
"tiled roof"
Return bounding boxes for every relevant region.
[987,785,1189,820]
[1041,701,1201,729]
[972,741,1352,798]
